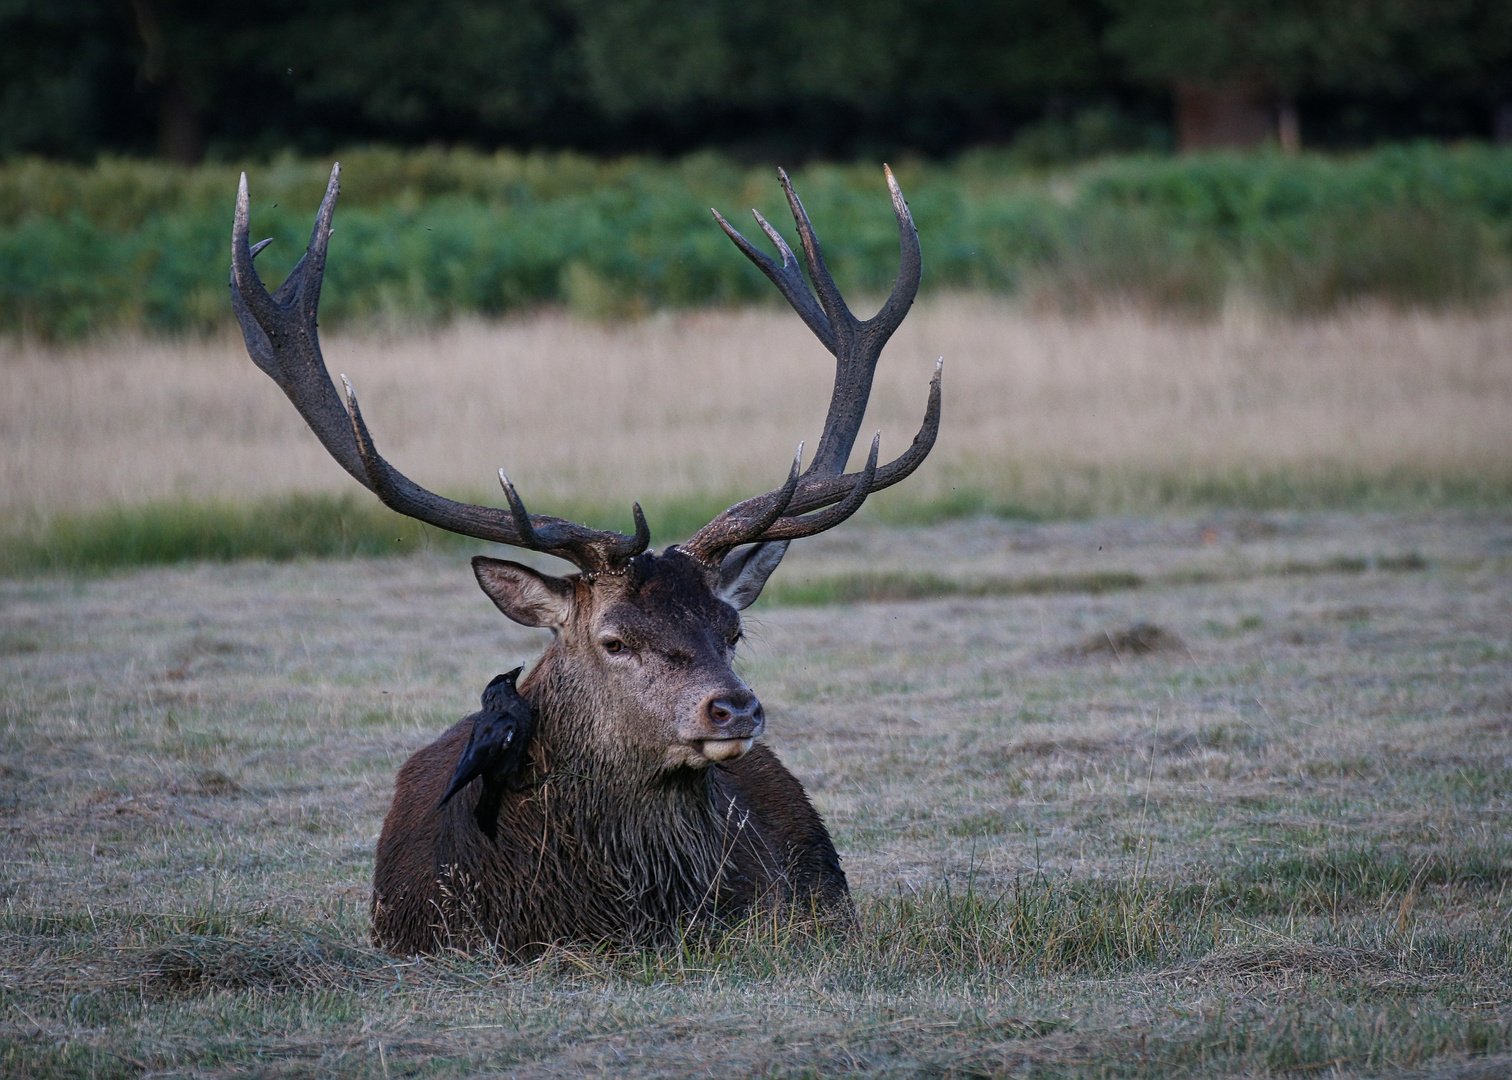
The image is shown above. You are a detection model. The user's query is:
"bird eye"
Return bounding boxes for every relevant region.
[602,638,625,655]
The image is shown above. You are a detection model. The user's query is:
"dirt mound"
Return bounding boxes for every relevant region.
[171,769,243,796]
[1069,621,1186,659]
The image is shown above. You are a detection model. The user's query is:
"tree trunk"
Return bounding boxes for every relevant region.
[157,80,205,165]
[1174,81,1274,151]
[1495,102,1512,145]
[1277,97,1300,154]
[131,0,205,164]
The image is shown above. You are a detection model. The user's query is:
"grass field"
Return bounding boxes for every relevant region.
[3,298,1510,1075]
[2,510,1510,1076]
[4,298,1511,574]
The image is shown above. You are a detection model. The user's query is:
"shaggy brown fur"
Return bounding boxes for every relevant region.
[370,550,849,956]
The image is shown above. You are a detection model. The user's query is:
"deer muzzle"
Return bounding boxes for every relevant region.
[689,690,764,762]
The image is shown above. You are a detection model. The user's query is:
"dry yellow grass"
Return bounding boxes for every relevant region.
[4,296,1510,522]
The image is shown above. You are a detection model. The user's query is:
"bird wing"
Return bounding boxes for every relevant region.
[437,712,517,809]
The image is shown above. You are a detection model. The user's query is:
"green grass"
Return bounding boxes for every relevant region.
[4,143,1512,338]
[760,570,1149,607]
[6,461,1507,578]
[2,513,1509,1075]
[0,492,751,577]
[4,865,1508,1076]
[0,493,467,575]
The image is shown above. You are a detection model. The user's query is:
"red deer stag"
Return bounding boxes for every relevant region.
[230,164,941,955]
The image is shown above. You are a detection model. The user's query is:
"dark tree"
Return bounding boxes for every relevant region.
[0,0,138,159]
[1,0,1508,160]
[1105,0,1512,149]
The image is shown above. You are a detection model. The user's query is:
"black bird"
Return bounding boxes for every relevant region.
[437,667,534,839]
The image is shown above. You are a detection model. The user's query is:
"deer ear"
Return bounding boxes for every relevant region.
[715,541,789,610]
[472,557,576,629]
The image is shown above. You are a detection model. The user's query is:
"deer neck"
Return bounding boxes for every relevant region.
[514,656,736,929]
[522,653,725,837]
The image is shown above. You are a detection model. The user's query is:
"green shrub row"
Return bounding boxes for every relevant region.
[4,144,1512,338]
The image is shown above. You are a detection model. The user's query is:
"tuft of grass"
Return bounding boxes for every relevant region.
[0,493,466,575]
[760,569,1146,607]
[136,931,399,996]
[0,492,760,577]
[1198,844,1512,920]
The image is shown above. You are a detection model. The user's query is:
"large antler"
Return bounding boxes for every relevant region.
[680,167,942,565]
[230,163,649,573]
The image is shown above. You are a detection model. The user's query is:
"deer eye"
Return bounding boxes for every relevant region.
[601,638,626,655]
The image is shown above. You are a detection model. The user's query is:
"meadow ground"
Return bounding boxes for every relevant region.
[2,509,1510,1077]
[3,299,1510,1076]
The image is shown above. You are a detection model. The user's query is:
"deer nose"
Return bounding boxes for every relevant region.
[704,691,764,736]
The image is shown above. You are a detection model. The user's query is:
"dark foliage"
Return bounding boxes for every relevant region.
[2,1,1510,162]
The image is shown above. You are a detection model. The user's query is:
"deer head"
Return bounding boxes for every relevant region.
[230,164,940,776]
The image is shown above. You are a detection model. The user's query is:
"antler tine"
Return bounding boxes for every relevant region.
[784,357,942,517]
[860,164,923,356]
[691,169,940,565]
[680,444,803,564]
[610,503,652,561]
[710,208,834,353]
[713,166,930,482]
[233,167,647,574]
[497,471,539,547]
[278,162,339,315]
[232,164,370,489]
[776,168,855,339]
[753,434,880,544]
